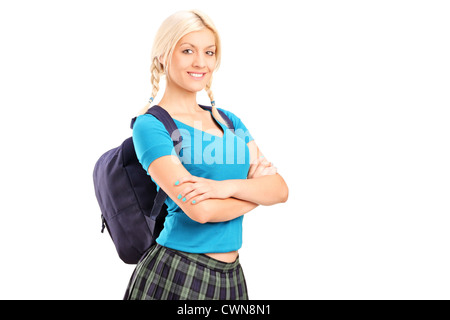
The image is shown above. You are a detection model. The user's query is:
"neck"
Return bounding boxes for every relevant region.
[158,80,202,115]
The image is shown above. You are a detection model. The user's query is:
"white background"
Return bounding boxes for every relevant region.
[0,0,449,300]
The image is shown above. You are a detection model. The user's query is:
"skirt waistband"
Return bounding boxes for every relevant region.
[157,244,241,273]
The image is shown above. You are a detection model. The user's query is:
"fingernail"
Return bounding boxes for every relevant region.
[192,200,196,204]
[177,194,182,199]
[175,180,180,186]
[182,197,186,202]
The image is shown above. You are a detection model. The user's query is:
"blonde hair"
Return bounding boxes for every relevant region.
[138,10,227,126]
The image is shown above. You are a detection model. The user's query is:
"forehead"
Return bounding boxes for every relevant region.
[177,29,216,47]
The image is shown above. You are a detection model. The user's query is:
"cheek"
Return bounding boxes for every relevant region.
[208,58,216,71]
[170,55,189,74]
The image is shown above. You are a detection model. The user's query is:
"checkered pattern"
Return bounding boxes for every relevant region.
[124,244,248,300]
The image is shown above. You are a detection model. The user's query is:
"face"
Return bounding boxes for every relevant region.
[165,29,217,94]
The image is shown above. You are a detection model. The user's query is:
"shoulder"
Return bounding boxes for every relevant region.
[216,107,254,142]
[216,107,245,128]
[133,114,169,135]
[216,107,238,121]
[132,113,172,146]
[216,107,250,129]
[134,113,162,127]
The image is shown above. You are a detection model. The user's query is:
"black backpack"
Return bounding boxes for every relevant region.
[93,105,234,264]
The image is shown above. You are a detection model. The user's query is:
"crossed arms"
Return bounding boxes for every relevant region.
[147,140,289,224]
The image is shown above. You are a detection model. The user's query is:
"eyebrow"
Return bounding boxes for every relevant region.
[180,43,216,49]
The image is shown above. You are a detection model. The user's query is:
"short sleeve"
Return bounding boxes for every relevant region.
[132,114,176,172]
[218,108,254,144]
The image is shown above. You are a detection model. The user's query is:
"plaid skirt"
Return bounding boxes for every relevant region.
[124,244,248,300]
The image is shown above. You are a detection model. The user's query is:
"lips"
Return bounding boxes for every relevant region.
[187,72,206,79]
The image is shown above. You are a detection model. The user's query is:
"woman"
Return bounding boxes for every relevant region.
[124,9,289,300]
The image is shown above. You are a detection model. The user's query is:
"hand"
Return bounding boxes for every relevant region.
[174,175,235,205]
[247,156,277,179]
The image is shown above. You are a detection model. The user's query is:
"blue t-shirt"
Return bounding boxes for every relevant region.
[132,106,254,253]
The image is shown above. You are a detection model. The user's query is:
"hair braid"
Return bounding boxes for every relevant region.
[205,77,229,129]
[138,57,163,115]
[205,78,215,107]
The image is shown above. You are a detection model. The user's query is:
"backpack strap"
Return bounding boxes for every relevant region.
[198,105,235,131]
[145,105,183,155]
[130,106,182,221]
[146,105,184,221]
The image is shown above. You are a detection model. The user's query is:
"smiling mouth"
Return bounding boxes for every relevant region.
[188,72,206,79]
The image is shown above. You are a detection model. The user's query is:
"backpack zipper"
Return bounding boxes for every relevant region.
[101,215,106,233]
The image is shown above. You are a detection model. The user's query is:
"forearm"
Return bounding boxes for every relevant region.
[174,172,287,223]
[227,173,289,206]
[201,197,259,223]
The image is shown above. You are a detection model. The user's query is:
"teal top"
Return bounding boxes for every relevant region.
[132,106,254,253]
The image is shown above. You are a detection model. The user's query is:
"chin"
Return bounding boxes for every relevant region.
[184,83,208,93]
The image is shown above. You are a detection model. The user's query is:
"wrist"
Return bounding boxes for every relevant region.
[221,179,241,199]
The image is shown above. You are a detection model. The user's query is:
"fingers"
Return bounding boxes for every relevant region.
[190,193,210,205]
[247,163,258,178]
[261,165,277,176]
[253,163,265,177]
[247,156,263,178]
[253,158,271,176]
[248,156,278,178]
[248,156,269,178]
[175,174,202,186]
[175,181,209,205]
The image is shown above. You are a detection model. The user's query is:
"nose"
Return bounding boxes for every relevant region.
[192,52,206,69]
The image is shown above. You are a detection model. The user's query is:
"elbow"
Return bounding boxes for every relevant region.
[281,187,289,203]
[183,202,211,224]
[269,189,288,206]
[273,182,289,205]
[274,176,289,204]
[259,182,289,206]
[263,189,289,206]
[193,214,209,225]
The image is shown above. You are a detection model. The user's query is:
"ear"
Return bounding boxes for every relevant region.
[158,55,165,66]
[157,55,169,74]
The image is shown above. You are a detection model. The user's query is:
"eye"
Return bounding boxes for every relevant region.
[206,51,215,56]
[182,49,193,54]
